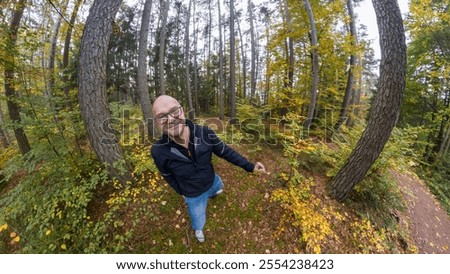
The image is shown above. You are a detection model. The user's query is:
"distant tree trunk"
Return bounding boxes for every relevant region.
[62,0,83,109]
[192,0,200,114]
[159,0,170,95]
[335,0,358,131]
[235,6,247,100]
[347,52,363,127]
[261,7,271,105]
[184,0,194,120]
[331,0,406,201]
[205,1,212,112]
[137,0,154,139]
[218,0,224,120]
[230,0,237,124]
[4,0,32,156]
[78,0,132,184]
[248,0,256,105]
[47,15,63,99]
[0,103,10,148]
[304,0,319,130]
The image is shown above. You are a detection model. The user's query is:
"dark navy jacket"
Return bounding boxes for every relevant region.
[151,120,255,197]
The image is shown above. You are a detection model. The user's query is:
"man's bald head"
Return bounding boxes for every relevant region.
[152,95,186,138]
[152,95,181,116]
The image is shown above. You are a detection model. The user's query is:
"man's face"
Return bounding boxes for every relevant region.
[153,97,186,138]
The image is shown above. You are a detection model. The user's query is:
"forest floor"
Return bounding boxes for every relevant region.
[128,143,450,254]
[391,170,450,253]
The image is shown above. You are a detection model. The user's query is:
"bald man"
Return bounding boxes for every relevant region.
[151,95,266,243]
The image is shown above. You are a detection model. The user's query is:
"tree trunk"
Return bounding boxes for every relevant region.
[248,0,256,106]
[184,0,195,120]
[0,102,10,148]
[192,0,200,115]
[158,0,170,95]
[335,0,358,131]
[47,15,62,99]
[229,0,236,124]
[4,0,32,156]
[78,0,132,184]
[235,6,246,100]
[331,0,406,201]
[62,0,83,109]
[304,0,319,130]
[218,0,224,120]
[137,0,154,139]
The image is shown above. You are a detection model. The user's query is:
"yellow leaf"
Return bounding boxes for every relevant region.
[61,244,67,250]
[13,236,20,243]
[0,224,8,232]
[10,232,16,238]
[46,230,52,236]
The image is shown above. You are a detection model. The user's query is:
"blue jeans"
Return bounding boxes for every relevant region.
[184,174,224,230]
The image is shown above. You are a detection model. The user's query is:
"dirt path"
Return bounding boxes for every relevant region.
[391,170,450,254]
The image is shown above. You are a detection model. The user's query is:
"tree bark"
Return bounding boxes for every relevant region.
[304,0,319,130]
[331,0,407,201]
[78,0,132,184]
[137,0,154,139]
[4,0,32,156]
[158,0,170,95]
[335,0,358,131]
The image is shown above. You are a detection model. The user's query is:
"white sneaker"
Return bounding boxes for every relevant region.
[195,230,205,243]
[210,189,223,198]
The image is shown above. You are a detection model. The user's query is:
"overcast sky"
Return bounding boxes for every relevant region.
[354,0,410,60]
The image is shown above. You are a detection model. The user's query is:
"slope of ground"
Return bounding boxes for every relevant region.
[391,170,450,253]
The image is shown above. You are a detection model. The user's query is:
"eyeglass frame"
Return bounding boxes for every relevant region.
[154,106,183,124]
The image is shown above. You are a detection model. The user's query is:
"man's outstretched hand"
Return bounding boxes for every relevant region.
[253,162,267,174]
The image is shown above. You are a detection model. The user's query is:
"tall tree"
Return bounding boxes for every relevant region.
[62,0,83,108]
[235,7,247,100]
[229,0,237,124]
[4,0,32,156]
[78,0,132,184]
[137,0,154,139]
[303,0,319,130]
[335,0,358,130]
[184,0,195,120]
[331,0,407,201]
[248,0,256,105]
[218,0,224,120]
[158,0,170,95]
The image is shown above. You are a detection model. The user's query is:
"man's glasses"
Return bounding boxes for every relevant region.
[155,106,183,124]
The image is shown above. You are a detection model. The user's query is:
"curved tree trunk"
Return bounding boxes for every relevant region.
[303,0,319,130]
[78,0,132,184]
[4,0,31,156]
[331,0,407,201]
[137,0,154,139]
